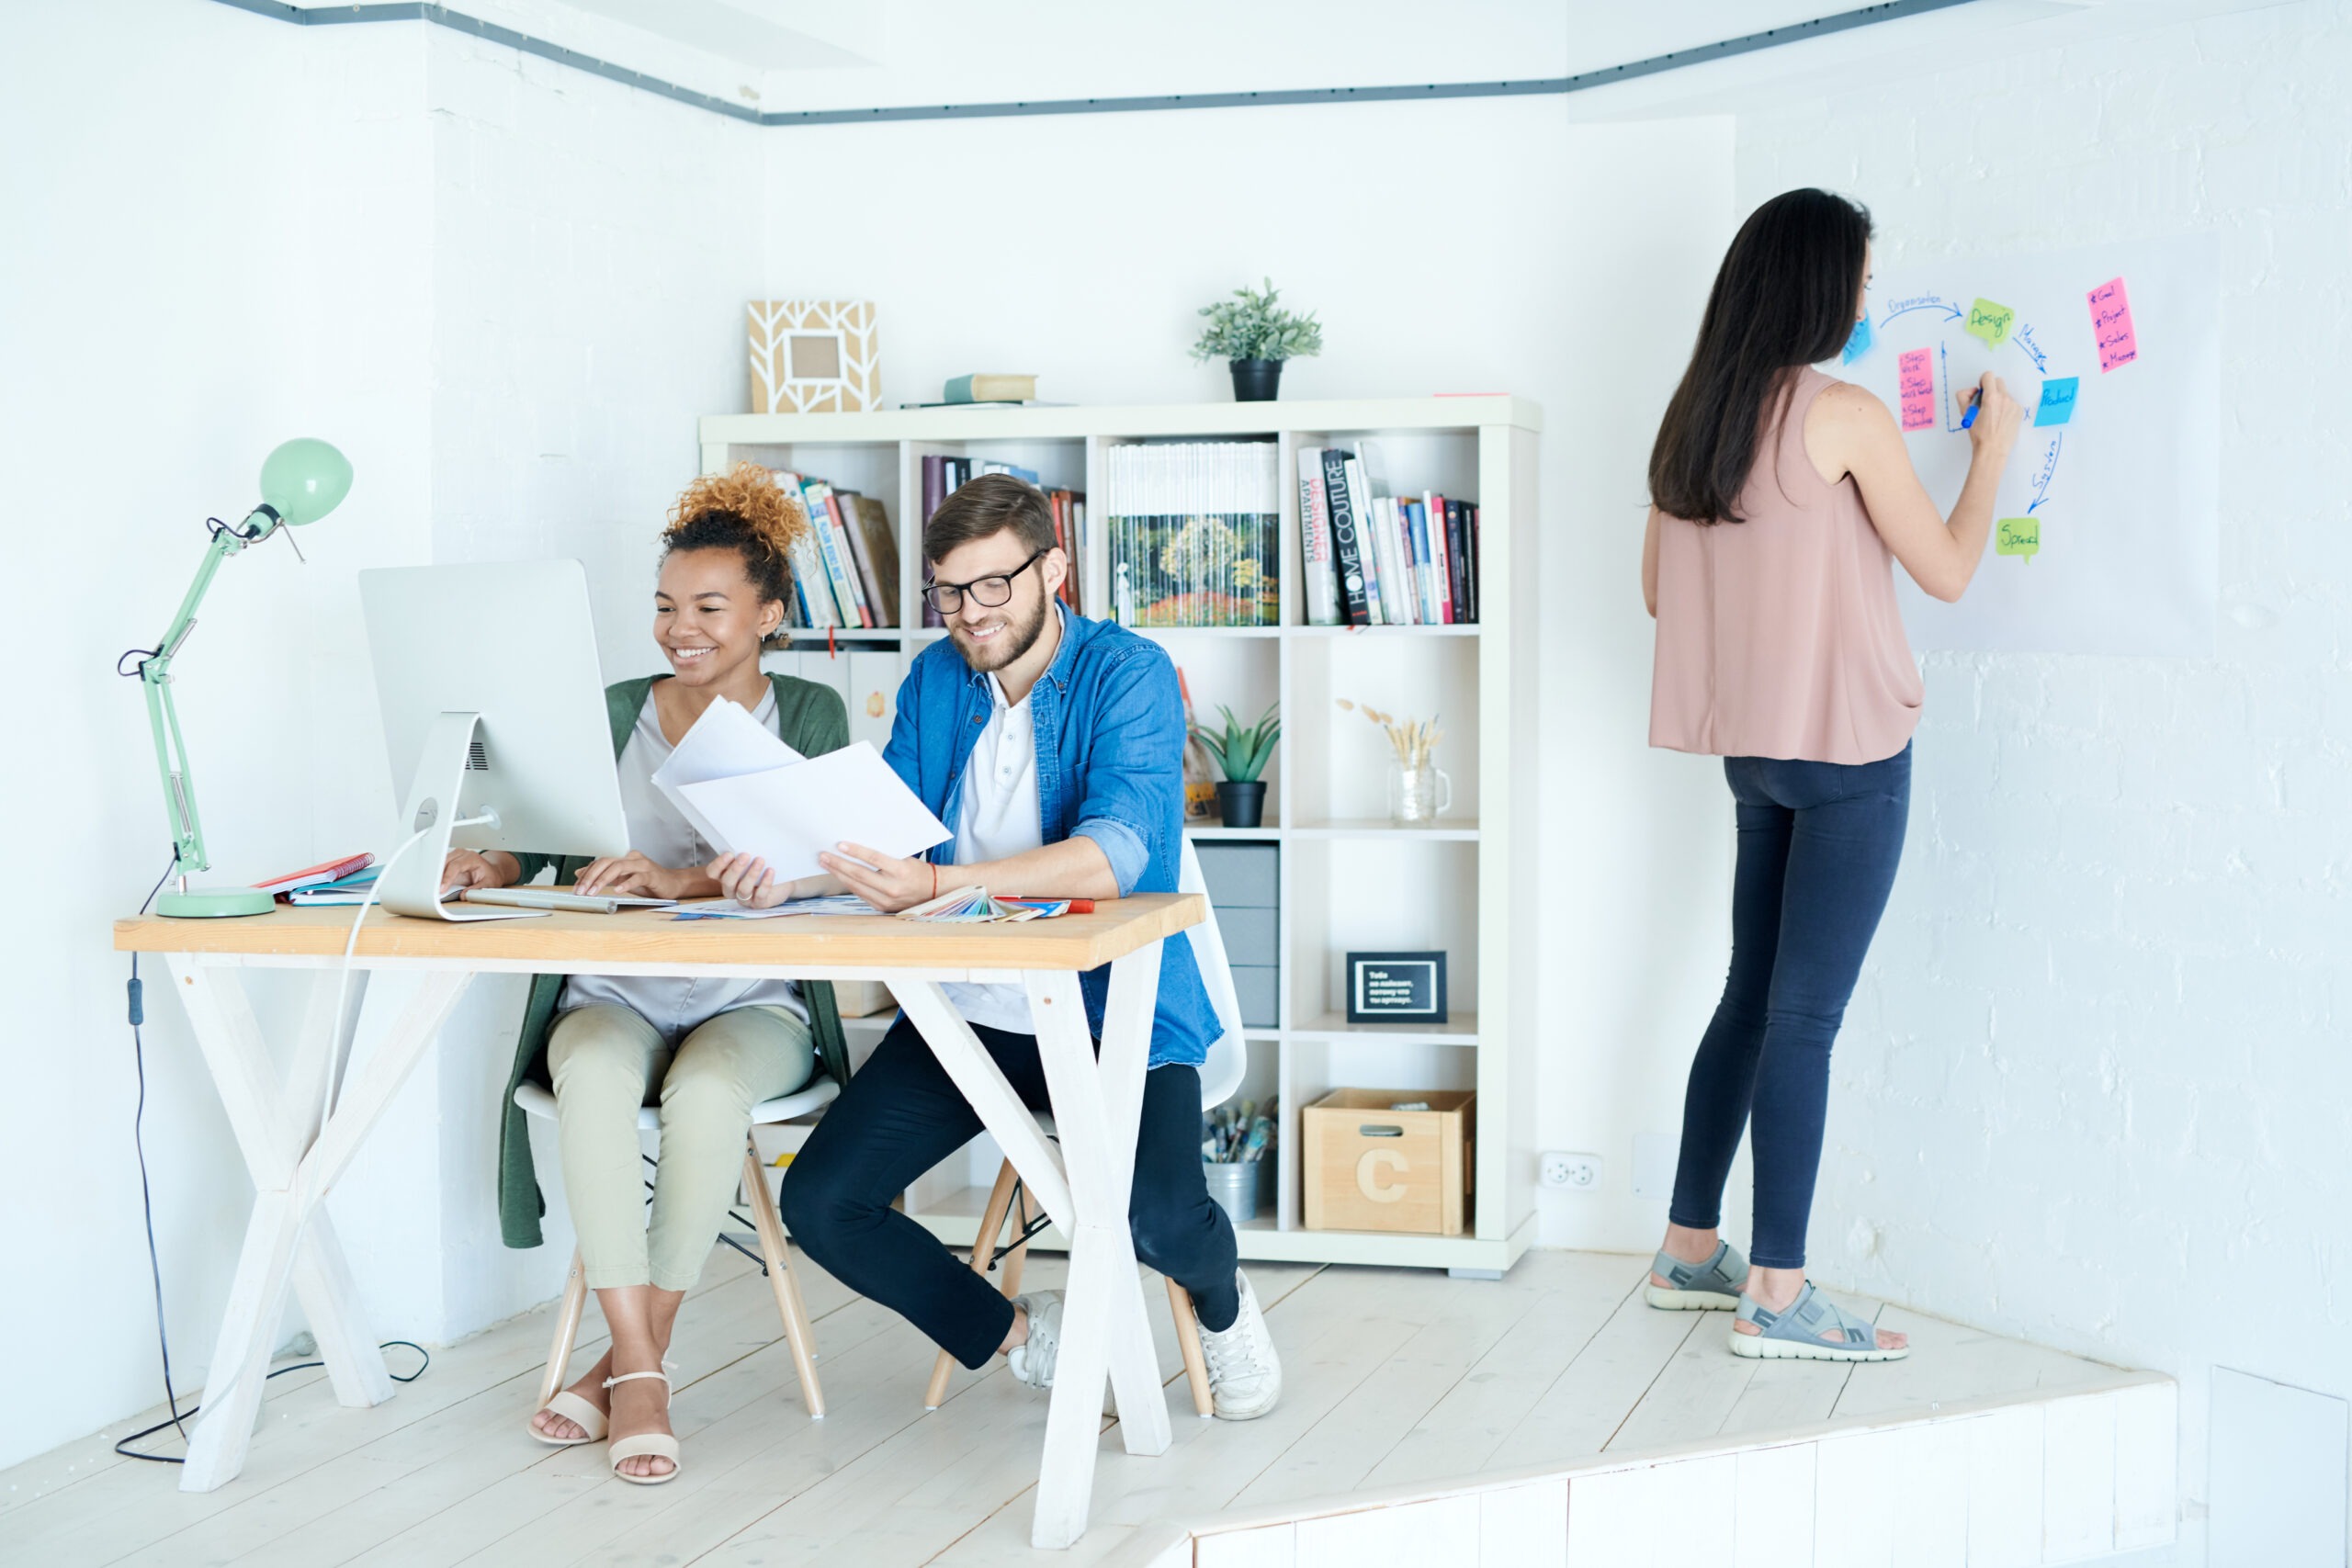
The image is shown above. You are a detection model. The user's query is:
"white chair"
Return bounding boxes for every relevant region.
[515,1075,839,1420]
[923,838,1254,1416]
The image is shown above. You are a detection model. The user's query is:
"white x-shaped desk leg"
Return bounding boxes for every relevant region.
[889,941,1170,1550]
[164,956,471,1492]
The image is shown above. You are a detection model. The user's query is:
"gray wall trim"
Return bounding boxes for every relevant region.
[211,0,1981,129]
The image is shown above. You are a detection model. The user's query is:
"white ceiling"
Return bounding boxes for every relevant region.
[317,0,2297,118]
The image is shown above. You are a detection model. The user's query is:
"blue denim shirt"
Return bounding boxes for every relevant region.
[883,608,1216,1067]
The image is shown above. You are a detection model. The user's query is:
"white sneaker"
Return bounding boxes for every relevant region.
[1004,1292,1063,1392]
[1196,1270,1282,1420]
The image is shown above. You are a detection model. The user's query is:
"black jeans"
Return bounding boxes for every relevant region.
[1668,742,1912,1270]
[780,1013,1241,1368]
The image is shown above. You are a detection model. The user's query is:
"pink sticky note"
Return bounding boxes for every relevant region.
[1898,347,1936,431]
[2088,276,2138,371]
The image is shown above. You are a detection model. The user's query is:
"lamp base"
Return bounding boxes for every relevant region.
[155,887,277,919]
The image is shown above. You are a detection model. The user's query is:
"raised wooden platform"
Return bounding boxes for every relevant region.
[0,1247,2172,1566]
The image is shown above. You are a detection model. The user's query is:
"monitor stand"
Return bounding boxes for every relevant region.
[377,712,545,921]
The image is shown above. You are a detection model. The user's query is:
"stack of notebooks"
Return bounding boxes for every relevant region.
[1296,444,1480,627]
[770,468,900,631]
[1105,442,1282,628]
[920,457,1086,624]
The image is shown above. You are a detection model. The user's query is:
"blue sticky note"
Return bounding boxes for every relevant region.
[1842,314,1874,365]
[2034,376,2080,426]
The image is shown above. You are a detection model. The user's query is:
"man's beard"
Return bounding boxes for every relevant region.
[950,589,1051,673]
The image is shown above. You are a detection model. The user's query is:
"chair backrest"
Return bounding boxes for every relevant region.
[1179,838,1249,1111]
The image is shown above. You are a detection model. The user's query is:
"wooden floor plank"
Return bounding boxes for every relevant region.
[1486,1283,1699,1471]
[1225,1264,1549,1509]
[1359,1250,1634,1490]
[1828,1303,2126,1419]
[0,1249,2155,1568]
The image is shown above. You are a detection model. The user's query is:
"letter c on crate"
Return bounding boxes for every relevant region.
[1356,1148,1411,1204]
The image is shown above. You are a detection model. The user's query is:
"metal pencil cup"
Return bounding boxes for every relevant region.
[1202,1161,1263,1224]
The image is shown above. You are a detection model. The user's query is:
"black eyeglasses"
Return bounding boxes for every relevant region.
[922,548,1049,615]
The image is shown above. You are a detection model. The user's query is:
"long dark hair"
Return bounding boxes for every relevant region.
[1648,188,1872,525]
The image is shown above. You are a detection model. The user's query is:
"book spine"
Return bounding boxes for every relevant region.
[1458,502,1476,625]
[1423,492,1452,625]
[1321,448,1370,627]
[801,481,865,626]
[1445,500,1470,624]
[921,457,945,626]
[1360,474,1397,626]
[834,492,887,626]
[1296,447,1338,626]
[943,374,976,403]
[774,469,831,628]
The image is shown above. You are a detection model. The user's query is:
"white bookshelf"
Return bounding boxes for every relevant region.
[700,397,1541,1275]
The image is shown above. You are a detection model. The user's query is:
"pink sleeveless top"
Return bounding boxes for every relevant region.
[1649,367,1922,764]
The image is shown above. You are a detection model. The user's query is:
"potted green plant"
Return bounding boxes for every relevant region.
[1189,278,1323,402]
[1193,702,1282,827]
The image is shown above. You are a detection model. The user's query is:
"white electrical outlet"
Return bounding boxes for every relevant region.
[1542,1152,1601,1190]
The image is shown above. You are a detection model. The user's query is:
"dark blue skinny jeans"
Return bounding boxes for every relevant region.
[780,1014,1240,1368]
[1668,741,1911,1270]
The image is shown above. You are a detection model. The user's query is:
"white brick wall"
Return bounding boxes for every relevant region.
[1736,5,2352,1558]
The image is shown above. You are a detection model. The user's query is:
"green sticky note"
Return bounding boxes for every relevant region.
[1966,297,2016,347]
[1996,516,2040,561]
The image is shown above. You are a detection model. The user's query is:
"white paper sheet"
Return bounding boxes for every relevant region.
[676,741,950,883]
[650,695,808,851]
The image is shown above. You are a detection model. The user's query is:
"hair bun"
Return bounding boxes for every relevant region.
[666,462,811,556]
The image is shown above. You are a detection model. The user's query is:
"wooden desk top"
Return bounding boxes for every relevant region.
[115,894,1204,973]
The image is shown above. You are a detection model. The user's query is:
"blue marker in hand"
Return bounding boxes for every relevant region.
[1960,388,1982,430]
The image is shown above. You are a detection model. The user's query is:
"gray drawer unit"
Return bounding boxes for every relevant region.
[1193,842,1278,908]
[1228,965,1280,1030]
[1194,843,1278,1028]
[1216,906,1279,968]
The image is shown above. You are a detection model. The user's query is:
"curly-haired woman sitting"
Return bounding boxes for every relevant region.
[443,465,848,1483]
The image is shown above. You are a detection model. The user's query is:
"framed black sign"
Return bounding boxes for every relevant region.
[1345,951,1448,1024]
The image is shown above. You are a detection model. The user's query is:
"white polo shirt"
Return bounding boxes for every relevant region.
[939,666,1046,1033]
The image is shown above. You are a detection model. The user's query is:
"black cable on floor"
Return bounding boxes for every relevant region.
[113,1343,430,1464]
[117,846,431,1466]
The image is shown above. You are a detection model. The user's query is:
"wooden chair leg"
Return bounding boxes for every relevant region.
[1000,1182,1035,1299]
[1166,1276,1214,1418]
[537,1249,589,1409]
[927,1156,1022,1409]
[743,1149,826,1419]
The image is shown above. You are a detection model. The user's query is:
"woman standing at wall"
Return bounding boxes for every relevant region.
[1640,188,2021,1360]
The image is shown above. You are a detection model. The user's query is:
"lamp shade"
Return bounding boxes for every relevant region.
[258,437,353,526]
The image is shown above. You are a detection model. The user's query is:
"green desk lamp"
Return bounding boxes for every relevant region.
[134,438,353,917]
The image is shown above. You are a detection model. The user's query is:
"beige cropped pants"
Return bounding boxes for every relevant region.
[546,1003,815,1292]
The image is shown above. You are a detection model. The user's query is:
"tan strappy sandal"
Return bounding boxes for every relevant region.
[604,1368,682,1484]
[528,1389,609,1448]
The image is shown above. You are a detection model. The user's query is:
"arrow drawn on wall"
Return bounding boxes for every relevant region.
[2013,323,2049,373]
[2028,433,2064,513]
[1881,297,1967,326]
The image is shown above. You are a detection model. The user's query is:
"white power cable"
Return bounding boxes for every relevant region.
[320,826,432,1131]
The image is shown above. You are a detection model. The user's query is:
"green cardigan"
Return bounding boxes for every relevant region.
[495,671,854,1249]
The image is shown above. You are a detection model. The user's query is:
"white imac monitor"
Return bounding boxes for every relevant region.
[358,560,628,919]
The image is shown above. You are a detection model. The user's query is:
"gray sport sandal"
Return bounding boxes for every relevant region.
[1644,1241,1748,1311]
[1730,1280,1907,1362]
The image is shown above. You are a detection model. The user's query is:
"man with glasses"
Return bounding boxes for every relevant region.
[718,473,1283,1421]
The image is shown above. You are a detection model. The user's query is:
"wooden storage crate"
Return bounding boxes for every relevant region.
[1302,1089,1475,1235]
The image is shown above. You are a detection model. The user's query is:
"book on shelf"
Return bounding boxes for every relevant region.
[766,468,902,632]
[1295,446,1481,628]
[919,453,1084,624]
[942,373,1036,403]
[1105,441,1281,628]
[1314,447,1372,627]
[1295,450,1340,626]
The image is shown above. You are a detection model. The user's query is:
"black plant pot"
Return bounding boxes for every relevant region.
[1216,780,1267,829]
[1229,358,1283,401]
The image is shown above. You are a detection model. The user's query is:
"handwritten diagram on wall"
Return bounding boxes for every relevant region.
[1834,237,2218,655]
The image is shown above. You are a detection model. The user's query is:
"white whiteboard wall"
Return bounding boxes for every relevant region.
[1833,235,2219,655]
